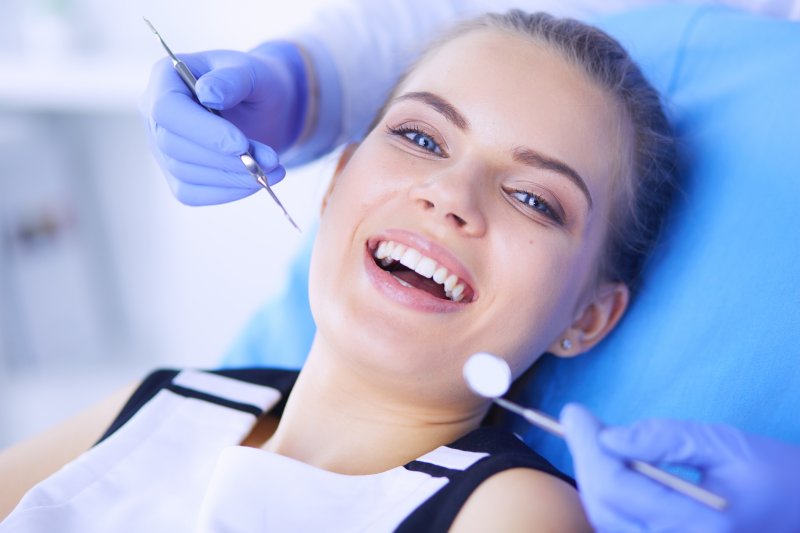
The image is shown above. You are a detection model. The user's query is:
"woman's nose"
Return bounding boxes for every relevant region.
[407,166,488,236]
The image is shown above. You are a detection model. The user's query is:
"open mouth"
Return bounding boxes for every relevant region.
[369,240,476,303]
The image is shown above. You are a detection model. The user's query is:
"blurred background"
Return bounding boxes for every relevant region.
[0,0,333,447]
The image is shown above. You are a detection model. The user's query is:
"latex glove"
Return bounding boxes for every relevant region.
[140,42,308,205]
[561,404,800,533]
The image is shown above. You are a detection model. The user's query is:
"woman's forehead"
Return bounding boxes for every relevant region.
[402,29,615,132]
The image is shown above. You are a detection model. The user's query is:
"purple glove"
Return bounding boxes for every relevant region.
[140,42,308,205]
[561,403,800,532]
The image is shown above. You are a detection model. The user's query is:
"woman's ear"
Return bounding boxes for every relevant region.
[321,143,359,214]
[549,281,630,358]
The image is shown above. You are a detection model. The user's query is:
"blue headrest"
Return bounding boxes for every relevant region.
[520,4,800,474]
[223,4,800,476]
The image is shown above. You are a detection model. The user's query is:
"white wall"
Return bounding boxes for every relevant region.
[0,0,334,446]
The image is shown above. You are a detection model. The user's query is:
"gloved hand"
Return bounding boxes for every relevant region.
[561,403,800,533]
[140,42,309,205]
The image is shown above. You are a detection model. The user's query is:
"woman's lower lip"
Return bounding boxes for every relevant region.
[363,246,466,313]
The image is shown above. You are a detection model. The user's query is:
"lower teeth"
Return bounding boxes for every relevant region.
[392,273,460,301]
[391,274,414,289]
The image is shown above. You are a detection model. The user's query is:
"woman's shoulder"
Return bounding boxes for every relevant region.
[396,426,587,532]
[450,465,591,532]
[448,427,589,531]
[0,367,299,521]
[0,380,139,521]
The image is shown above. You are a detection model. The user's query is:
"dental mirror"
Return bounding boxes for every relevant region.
[463,352,512,399]
[462,352,728,511]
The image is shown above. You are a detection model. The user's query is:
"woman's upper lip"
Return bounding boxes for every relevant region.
[366,228,478,297]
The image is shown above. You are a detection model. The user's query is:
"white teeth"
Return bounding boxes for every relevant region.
[372,240,470,302]
[451,283,465,300]
[432,266,448,284]
[392,274,413,288]
[400,248,422,270]
[375,242,389,260]
[390,244,406,261]
[415,257,437,278]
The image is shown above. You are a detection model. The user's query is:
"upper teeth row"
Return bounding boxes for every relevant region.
[374,240,467,302]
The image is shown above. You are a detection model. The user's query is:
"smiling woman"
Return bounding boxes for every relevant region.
[0,10,676,532]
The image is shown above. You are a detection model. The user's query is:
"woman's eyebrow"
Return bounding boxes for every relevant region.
[393,91,470,130]
[512,146,593,209]
[392,91,592,209]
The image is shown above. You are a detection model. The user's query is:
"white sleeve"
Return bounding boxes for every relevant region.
[286,0,799,163]
[287,0,473,161]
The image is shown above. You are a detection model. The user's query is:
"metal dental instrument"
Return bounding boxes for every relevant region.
[143,17,300,232]
[463,353,728,512]
[494,397,728,511]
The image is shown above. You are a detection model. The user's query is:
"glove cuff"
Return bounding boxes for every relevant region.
[250,40,310,155]
[273,34,344,166]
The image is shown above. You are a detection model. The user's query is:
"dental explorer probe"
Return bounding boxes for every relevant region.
[142,17,300,232]
[463,353,728,512]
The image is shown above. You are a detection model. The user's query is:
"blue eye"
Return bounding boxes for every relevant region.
[404,131,441,154]
[388,125,444,156]
[511,190,563,224]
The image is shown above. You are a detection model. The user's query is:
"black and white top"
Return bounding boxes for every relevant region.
[1,368,572,532]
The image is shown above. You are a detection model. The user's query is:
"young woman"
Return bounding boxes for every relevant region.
[0,11,675,531]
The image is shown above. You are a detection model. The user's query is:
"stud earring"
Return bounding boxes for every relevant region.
[560,338,573,351]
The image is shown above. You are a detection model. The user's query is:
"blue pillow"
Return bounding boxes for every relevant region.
[521,4,800,475]
[223,4,800,476]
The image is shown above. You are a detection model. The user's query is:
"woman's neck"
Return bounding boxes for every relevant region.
[261,336,489,475]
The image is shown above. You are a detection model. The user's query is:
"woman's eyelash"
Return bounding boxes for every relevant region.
[387,124,445,156]
[510,190,564,225]
[385,124,563,225]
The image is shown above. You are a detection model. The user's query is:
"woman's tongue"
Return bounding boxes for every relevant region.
[391,268,448,300]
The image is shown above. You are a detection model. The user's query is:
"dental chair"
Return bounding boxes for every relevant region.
[221,4,800,476]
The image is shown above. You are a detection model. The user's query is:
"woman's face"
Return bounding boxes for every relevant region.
[309,29,626,399]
